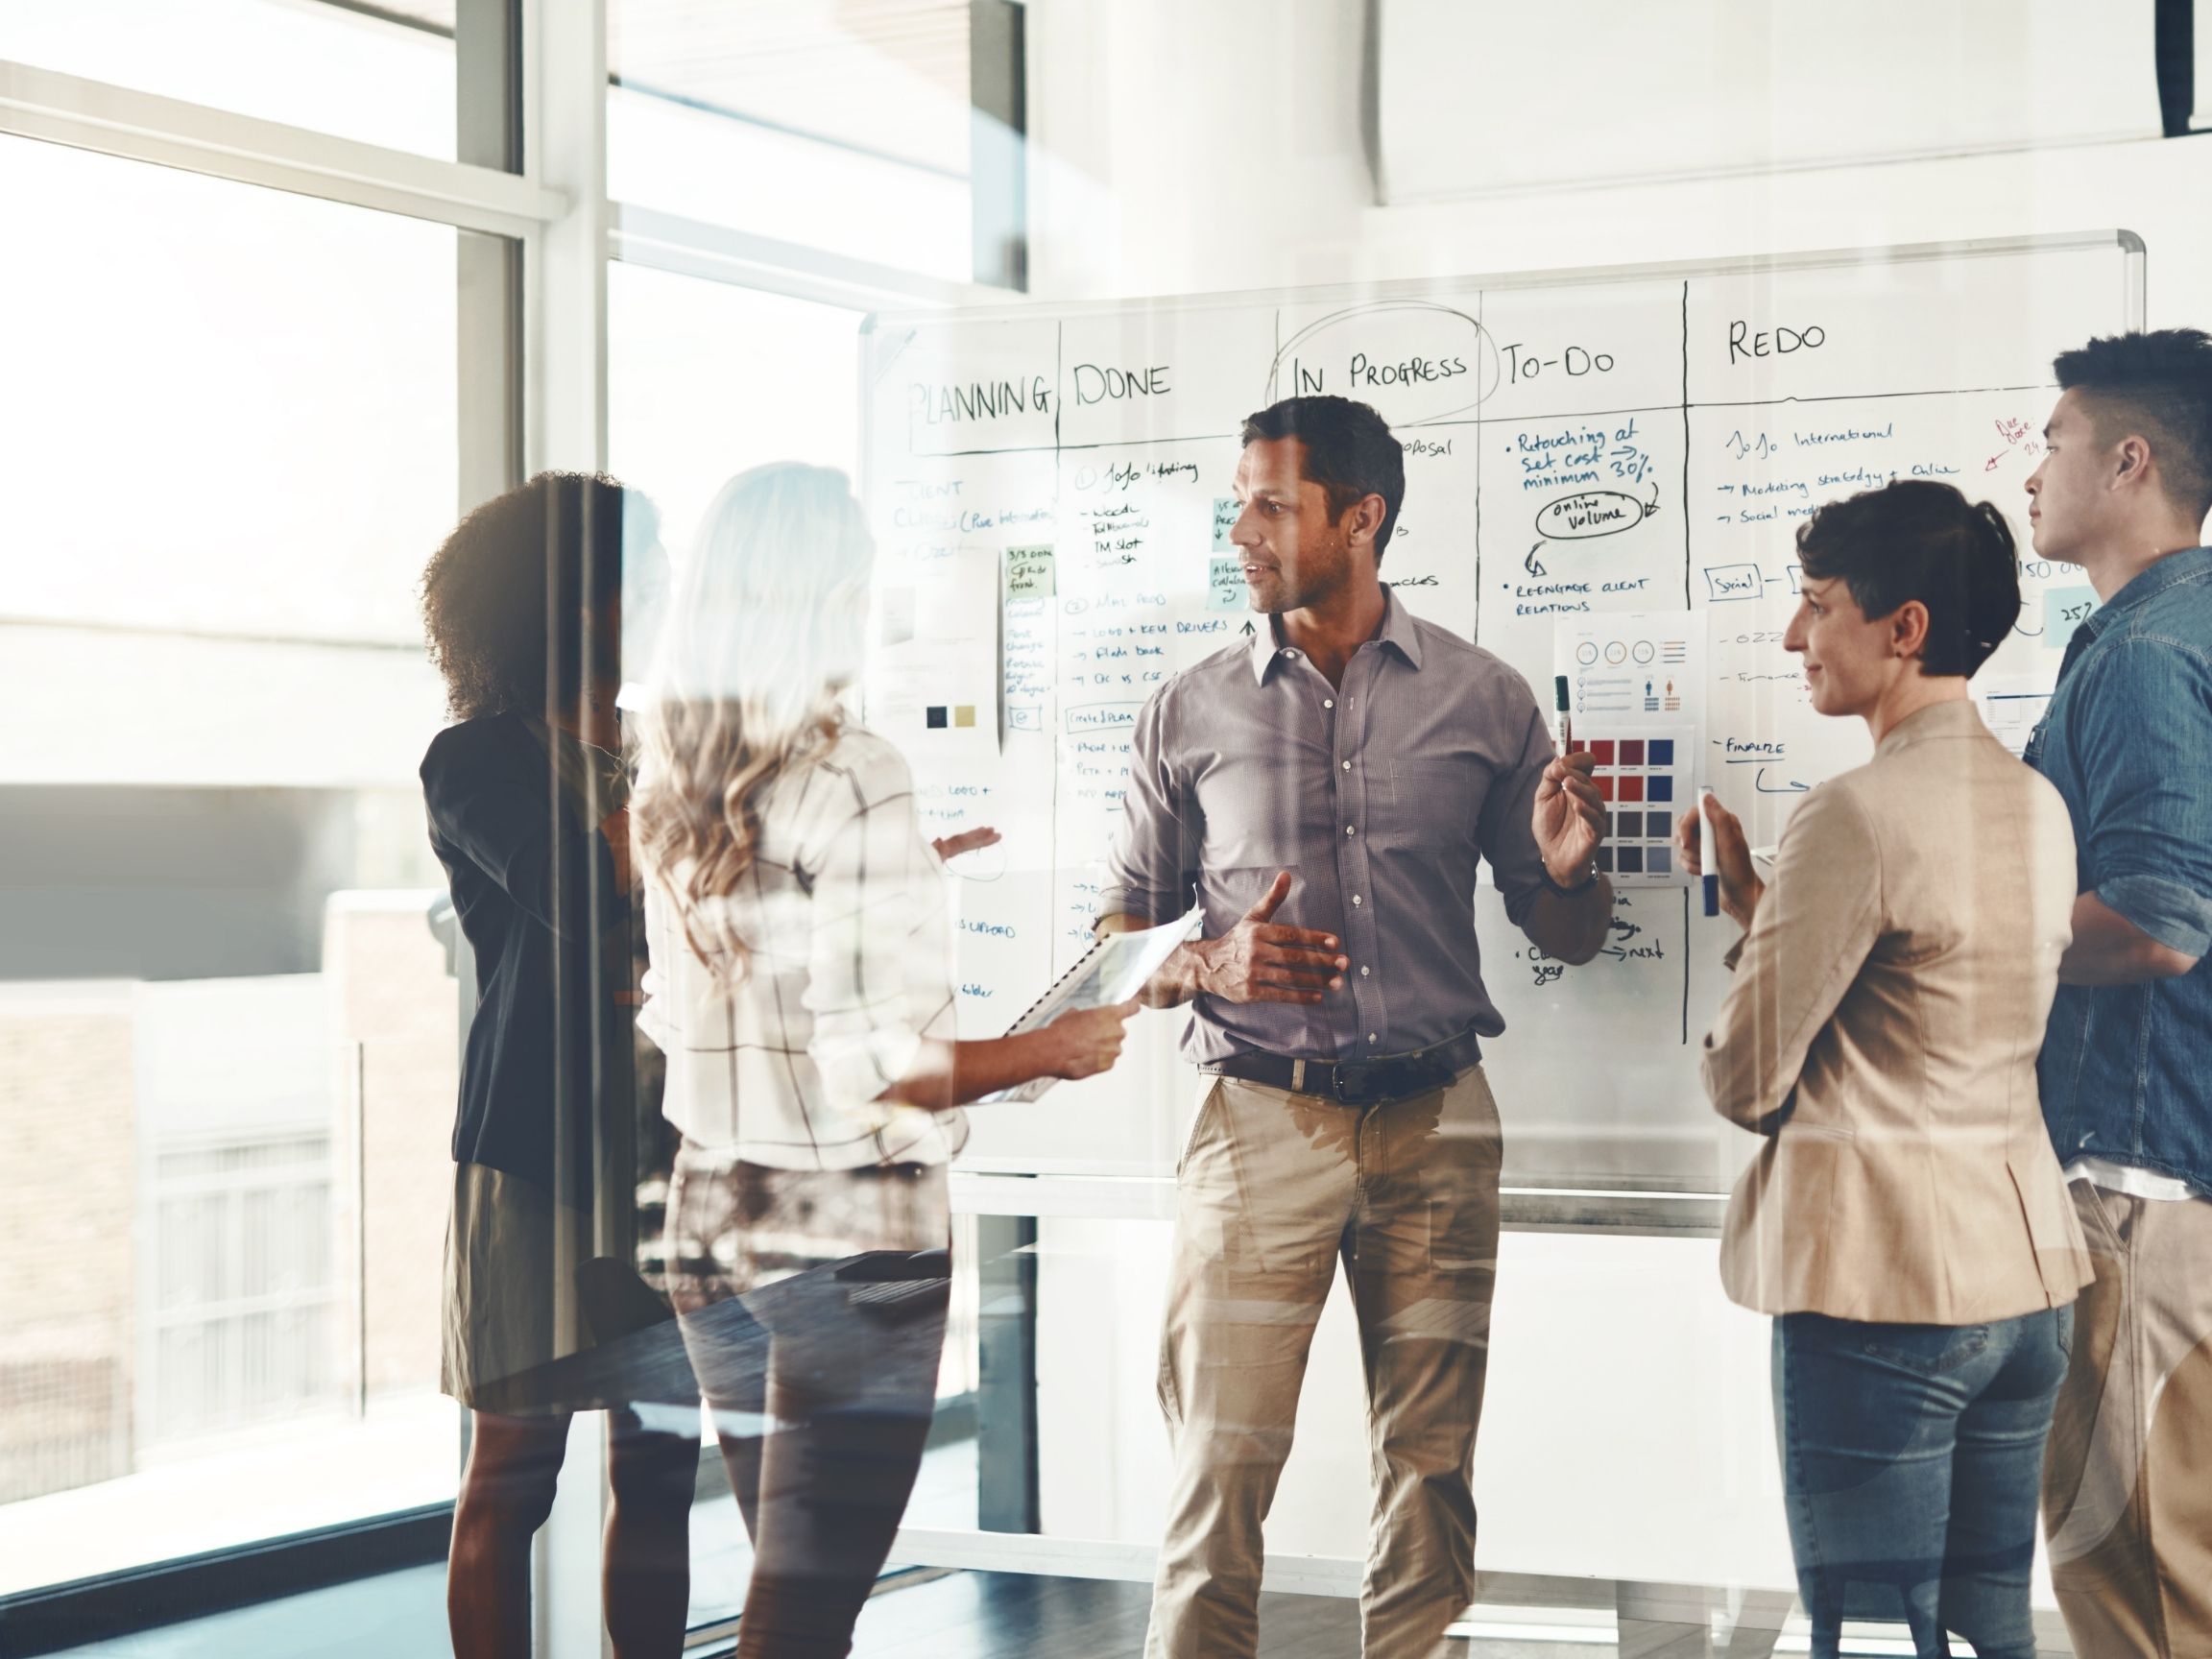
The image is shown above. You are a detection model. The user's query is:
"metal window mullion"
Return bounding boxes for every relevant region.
[969,0,1027,291]
[0,60,565,237]
[519,3,613,1655]
[458,0,524,516]
[526,0,608,475]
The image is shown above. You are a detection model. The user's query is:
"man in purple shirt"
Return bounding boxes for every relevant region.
[1100,396,1610,1658]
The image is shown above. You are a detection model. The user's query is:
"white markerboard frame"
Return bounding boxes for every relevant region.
[859,230,2145,1220]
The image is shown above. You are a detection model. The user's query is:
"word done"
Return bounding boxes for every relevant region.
[1072,362,1172,406]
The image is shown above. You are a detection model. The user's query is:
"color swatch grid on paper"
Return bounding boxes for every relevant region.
[1584,727,1693,885]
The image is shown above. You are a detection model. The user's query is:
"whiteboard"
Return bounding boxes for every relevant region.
[859,232,2144,1191]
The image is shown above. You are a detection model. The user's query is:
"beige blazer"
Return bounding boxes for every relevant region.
[1702,700,2093,1322]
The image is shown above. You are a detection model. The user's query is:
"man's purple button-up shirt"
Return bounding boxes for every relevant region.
[1100,587,1556,1067]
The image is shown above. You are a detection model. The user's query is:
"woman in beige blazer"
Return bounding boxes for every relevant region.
[1684,480,2091,1659]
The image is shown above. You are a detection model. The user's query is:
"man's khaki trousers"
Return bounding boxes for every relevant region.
[2043,1181,2212,1657]
[1143,1066,1503,1659]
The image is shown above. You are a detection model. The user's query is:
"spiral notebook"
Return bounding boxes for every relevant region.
[979,909,1203,1103]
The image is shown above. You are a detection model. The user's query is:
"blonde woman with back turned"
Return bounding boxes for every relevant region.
[630,463,1135,1658]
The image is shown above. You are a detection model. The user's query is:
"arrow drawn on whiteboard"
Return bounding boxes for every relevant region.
[1524,542,1549,578]
[1753,767,1810,794]
[1644,484,1663,517]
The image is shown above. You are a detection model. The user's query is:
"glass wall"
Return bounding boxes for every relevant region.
[11,2,2212,1656]
[609,211,997,1647]
[606,0,974,279]
[608,263,866,557]
[0,132,464,1596]
[0,3,1007,1645]
[0,0,458,159]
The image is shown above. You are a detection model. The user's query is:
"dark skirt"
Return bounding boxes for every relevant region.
[441,1161,593,1415]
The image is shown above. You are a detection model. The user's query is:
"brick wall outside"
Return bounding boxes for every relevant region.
[324,897,459,1402]
[0,991,136,1503]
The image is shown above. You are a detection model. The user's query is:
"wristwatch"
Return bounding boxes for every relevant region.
[1540,862,1599,897]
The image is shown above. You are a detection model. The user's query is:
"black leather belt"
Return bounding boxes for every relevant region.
[1205,1027,1484,1106]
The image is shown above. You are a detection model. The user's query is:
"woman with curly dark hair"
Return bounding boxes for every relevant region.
[419,471,692,1659]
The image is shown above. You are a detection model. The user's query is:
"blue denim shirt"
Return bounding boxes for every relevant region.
[2027,545,2212,1191]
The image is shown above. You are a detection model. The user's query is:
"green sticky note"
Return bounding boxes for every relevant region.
[1005,545,1055,598]
[1208,557,1246,611]
[2044,585,2096,648]
[1212,498,1239,552]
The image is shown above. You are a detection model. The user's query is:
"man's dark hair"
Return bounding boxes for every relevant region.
[1793,479,2020,679]
[1240,396,1406,563]
[421,471,659,721]
[2053,328,2212,521]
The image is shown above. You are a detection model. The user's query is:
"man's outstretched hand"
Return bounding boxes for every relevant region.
[1157,871,1347,1007]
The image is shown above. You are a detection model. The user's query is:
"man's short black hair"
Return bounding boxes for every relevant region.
[1239,396,1406,564]
[1794,479,2021,679]
[2053,328,2212,522]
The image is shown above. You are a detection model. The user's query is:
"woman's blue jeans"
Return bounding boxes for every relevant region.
[1773,1304,2073,1659]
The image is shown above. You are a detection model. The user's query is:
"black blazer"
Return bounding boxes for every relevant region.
[421,713,633,1204]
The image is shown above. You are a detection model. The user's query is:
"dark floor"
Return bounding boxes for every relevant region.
[43,1562,449,1657]
[48,1565,1613,1657]
[842,1572,1606,1658]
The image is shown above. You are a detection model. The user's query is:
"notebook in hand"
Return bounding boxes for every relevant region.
[978,910,1202,1103]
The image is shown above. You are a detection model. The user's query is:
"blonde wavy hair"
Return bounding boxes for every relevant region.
[631,463,875,979]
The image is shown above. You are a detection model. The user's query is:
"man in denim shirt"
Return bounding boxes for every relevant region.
[2023,328,2212,1656]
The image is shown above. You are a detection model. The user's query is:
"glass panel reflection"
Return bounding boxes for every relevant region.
[0,133,461,1596]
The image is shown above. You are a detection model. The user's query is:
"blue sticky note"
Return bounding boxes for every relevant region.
[2044,586,2098,649]
[2043,584,2097,650]
[1207,557,1246,611]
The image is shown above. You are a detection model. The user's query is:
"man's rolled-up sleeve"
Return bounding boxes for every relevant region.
[2069,638,2212,960]
[1098,686,1201,926]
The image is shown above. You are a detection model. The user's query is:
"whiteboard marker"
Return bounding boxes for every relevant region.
[1553,674,1573,754]
[1696,786,1720,918]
